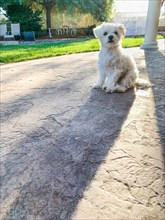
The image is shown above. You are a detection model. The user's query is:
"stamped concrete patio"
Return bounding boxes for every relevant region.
[0,40,165,220]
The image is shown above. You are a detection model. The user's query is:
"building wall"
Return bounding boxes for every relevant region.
[113,12,147,36]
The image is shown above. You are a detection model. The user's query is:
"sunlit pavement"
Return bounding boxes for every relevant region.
[0,40,165,220]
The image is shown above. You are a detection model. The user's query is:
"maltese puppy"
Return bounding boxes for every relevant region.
[93,22,141,93]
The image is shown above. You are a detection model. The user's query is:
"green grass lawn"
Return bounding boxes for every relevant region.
[0,36,163,63]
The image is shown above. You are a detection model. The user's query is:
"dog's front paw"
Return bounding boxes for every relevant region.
[93,84,102,89]
[105,89,113,93]
[105,86,115,93]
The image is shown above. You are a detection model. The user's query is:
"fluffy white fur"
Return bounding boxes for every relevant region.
[93,22,142,93]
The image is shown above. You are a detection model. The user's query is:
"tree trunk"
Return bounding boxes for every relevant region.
[45,5,53,29]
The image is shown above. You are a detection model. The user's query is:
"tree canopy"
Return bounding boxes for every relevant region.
[6,3,42,32]
[0,0,23,9]
[0,0,114,29]
[35,0,114,27]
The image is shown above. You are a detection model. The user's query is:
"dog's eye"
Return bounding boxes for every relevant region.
[103,32,108,36]
[114,31,118,35]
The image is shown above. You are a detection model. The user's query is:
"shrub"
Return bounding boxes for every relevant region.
[6,3,42,32]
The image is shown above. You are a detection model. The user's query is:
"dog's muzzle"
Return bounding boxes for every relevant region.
[108,35,114,43]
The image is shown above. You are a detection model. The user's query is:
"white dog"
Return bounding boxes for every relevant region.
[93,22,147,93]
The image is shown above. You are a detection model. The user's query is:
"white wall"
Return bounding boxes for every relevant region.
[113,13,146,36]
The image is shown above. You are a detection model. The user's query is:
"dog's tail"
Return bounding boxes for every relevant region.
[135,78,152,89]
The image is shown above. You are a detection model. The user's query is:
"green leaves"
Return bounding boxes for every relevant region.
[7,3,42,31]
[65,0,114,22]
[0,0,23,9]
[31,0,114,28]
[1,0,114,30]
[39,0,113,22]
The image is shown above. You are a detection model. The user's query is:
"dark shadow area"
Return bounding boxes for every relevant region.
[1,70,135,219]
[144,49,165,162]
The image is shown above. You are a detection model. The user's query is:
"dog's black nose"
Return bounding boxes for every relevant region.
[109,35,113,40]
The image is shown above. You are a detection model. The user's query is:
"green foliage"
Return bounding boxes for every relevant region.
[65,0,114,22]
[32,0,114,25]
[7,3,42,32]
[0,0,23,9]
[1,0,114,29]
[56,0,114,22]
[0,18,7,24]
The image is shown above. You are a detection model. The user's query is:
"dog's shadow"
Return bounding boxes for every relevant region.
[2,85,135,219]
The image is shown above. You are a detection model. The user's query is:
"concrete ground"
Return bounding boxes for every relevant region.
[0,41,165,220]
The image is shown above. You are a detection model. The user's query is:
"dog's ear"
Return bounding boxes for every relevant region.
[117,24,126,38]
[93,26,101,39]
